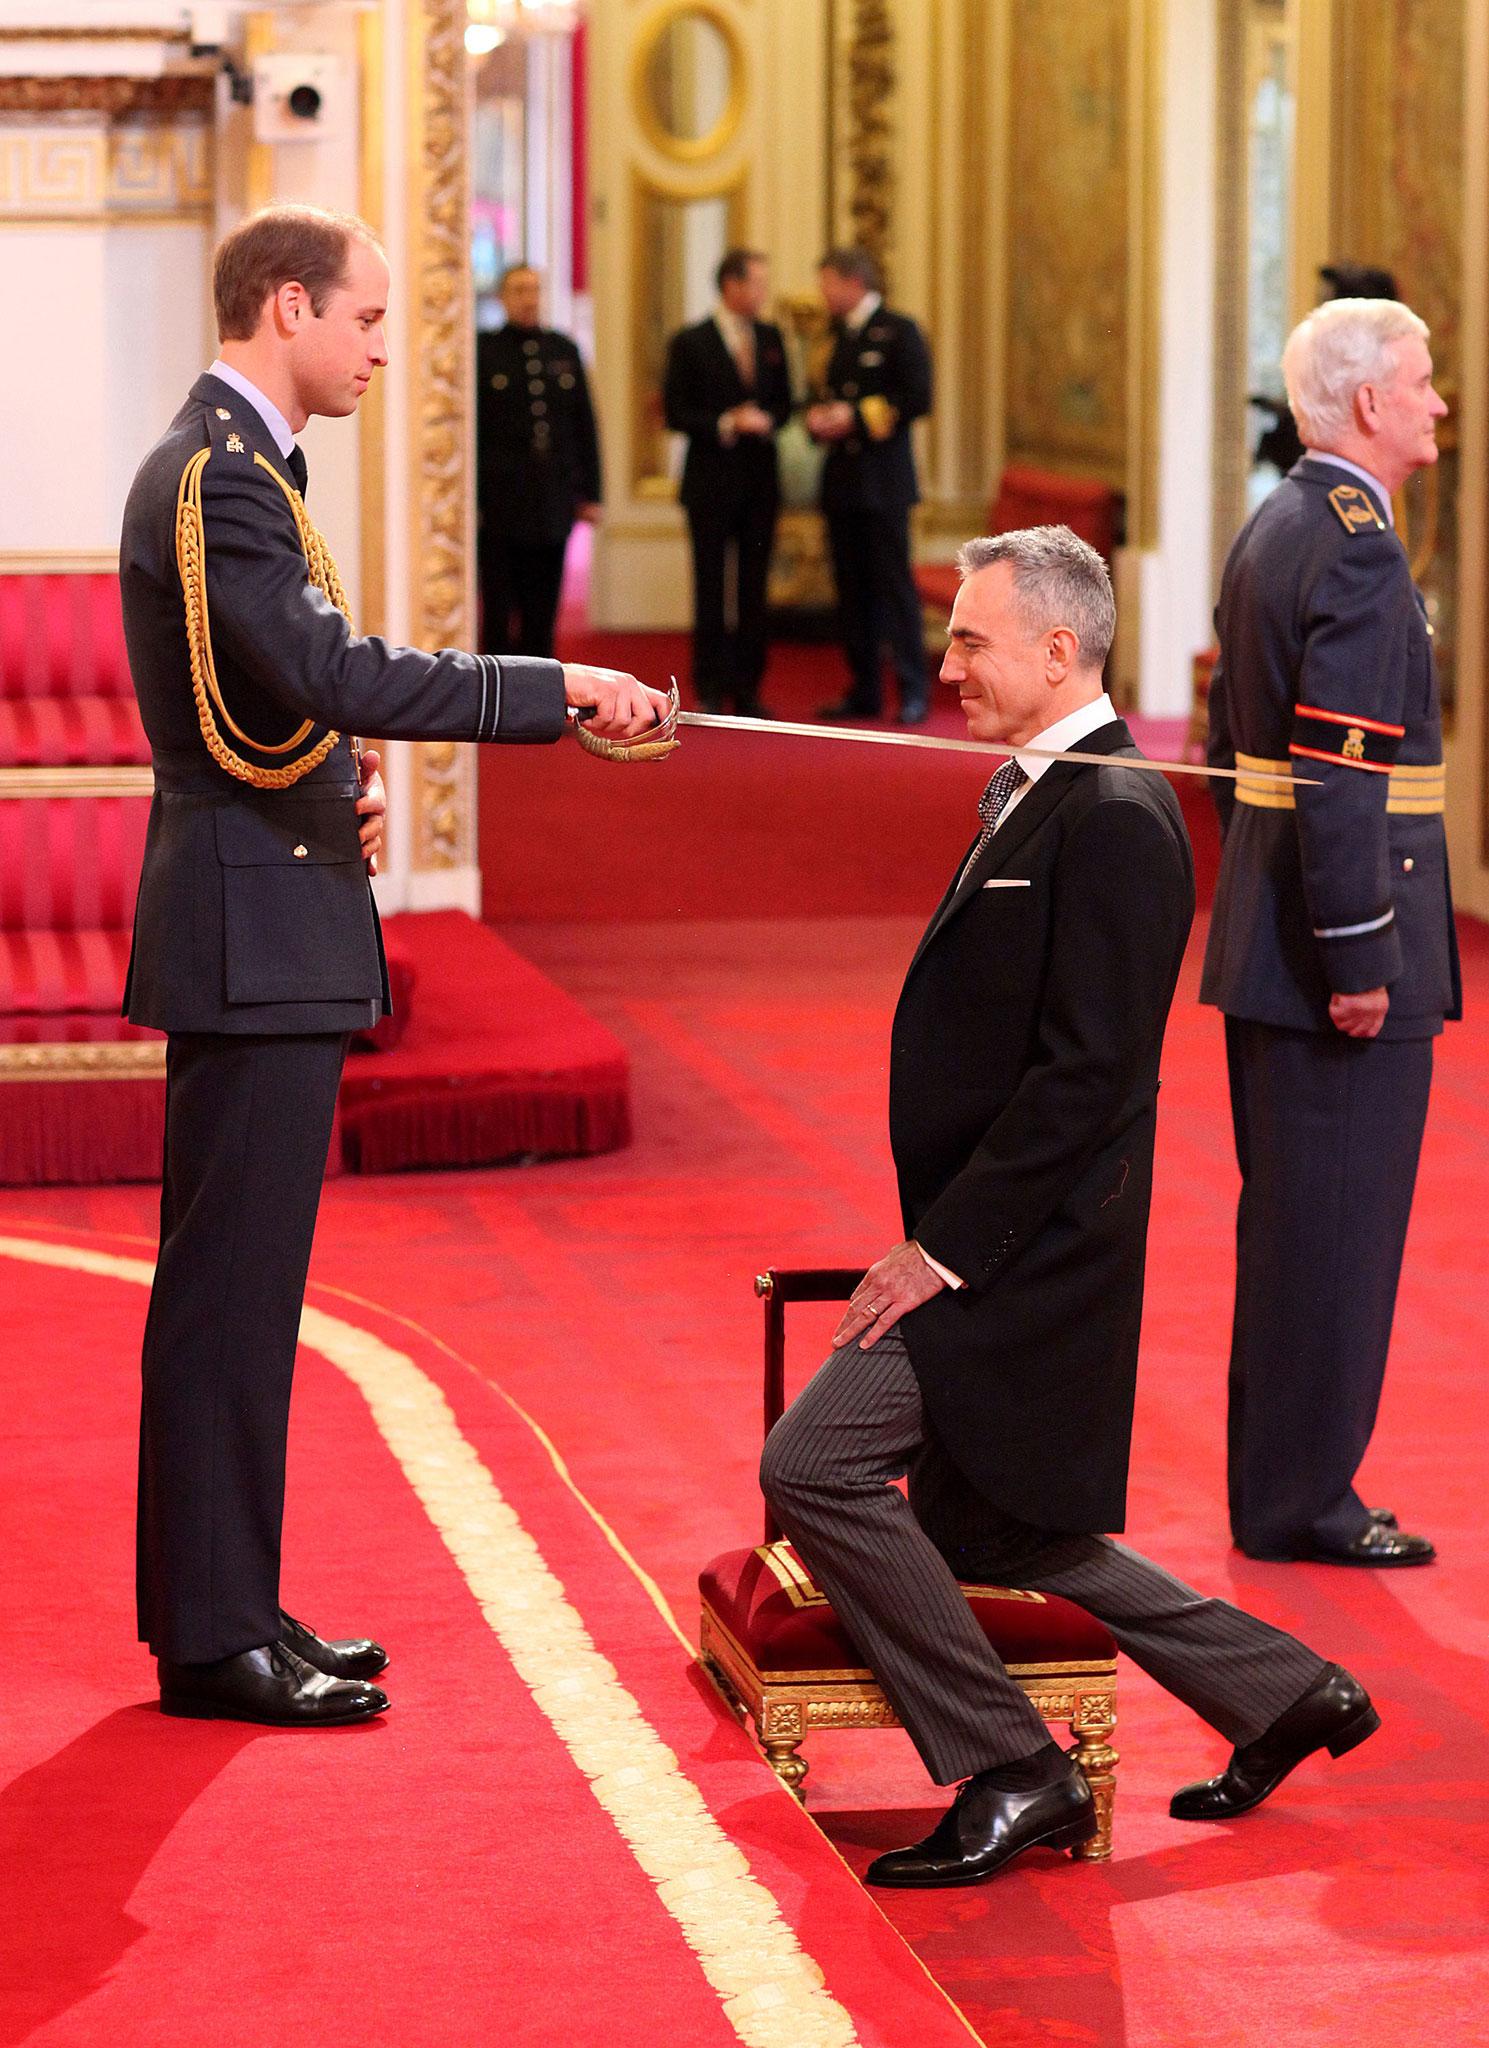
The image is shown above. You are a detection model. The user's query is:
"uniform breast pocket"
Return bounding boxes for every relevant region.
[215,800,381,1007]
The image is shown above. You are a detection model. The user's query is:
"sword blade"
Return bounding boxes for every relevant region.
[674,710,1316,786]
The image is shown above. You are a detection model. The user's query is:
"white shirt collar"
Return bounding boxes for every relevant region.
[207,359,297,459]
[1304,450,1395,528]
[845,291,882,333]
[1012,691,1118,783]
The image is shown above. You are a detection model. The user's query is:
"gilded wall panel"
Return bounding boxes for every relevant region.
[1333,0,1464,711]
[1005,0,1129,482]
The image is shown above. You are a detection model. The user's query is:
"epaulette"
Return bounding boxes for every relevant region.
[174,427,349,789]
[1328,483,1386,534]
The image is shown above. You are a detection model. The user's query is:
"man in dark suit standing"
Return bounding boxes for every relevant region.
[120,205,665,1727]
[763,527,1376,1887]
[663,249,793,716]
[476,263,602,657]
[1204,297,1456,1566]
[807,247,933,724]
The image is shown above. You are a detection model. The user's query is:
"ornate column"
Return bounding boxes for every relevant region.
[405,0,480,901]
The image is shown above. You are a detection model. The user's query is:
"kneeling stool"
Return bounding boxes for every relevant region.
[699,1268,1120,1859]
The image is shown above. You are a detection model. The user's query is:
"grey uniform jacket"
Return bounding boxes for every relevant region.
[120,373,567,1036]
[1201,456,1460,1038]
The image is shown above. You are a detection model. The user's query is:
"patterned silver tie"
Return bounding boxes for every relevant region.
[958,758,1028,887]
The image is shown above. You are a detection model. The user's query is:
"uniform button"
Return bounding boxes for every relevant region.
[491,373,508,390]
[523,338,539,355]
[560,373,576,390]
[293,844,309,859]
[1403,857,1415,873]
[532,400,548,416]
[529,379,544,394]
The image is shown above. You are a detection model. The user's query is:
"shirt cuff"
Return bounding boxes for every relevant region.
[917,1245,965,1291]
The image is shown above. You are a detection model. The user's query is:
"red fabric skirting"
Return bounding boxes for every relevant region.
[339,1070,630,1173]
[0,1078,164,1184]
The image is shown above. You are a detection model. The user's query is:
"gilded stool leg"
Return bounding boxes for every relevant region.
[1070,1690,1118,1861]
[762,1700,810,1802]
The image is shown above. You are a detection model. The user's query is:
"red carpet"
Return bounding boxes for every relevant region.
[2,921,1485,2039]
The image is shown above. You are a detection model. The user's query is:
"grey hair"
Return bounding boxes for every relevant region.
[956,525,1115,671]
[1282,297,1429,446]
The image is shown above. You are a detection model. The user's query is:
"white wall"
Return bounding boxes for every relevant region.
[1135,0,1219,716]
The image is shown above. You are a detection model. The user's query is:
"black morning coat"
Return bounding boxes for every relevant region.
[476,324,602,547]
[1201,456,1460,1037]
[662,316,794,511]
[892,721,1195,1534]
[119,372,567,1037]
[818,304,934,514]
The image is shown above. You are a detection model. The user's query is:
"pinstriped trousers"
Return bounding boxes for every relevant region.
[760,1331,1327,1785]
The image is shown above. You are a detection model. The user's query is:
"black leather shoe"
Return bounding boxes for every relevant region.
[1368,1507,1400,1529]
[731,698,775,720]
[817,698,880,722]
[1170,1663,1378,1821]
[280,1608,389,1680]
[897,698,931,726]
[158,1642,389,1727]
[1308,1522,1434,1566]
[866,1765,1096,1888]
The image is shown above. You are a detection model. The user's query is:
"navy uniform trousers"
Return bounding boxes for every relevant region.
[136,1031,347,1664]
[1225,1018,1433,1557]
[762,1330,1324,1785]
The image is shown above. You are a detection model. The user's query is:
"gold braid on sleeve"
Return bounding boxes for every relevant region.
[174,446,349,788]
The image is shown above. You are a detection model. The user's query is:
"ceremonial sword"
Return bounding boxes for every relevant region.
[575,684,1315,786]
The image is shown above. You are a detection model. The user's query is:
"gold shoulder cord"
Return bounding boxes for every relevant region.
[175,446,348,788]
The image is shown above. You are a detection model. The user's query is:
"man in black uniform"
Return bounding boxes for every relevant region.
[120,205,665,1726]
[1204,297,1457,1566]
[663,249,793,716]
[476,263,602,658]
[808,247,934,724]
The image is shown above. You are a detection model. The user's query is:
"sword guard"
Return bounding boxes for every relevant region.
[571,678,681,763]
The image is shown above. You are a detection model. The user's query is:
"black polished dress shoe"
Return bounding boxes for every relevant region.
[866,1765,1095,1888]
[897,698,931,726]
[1308,1522,1434,1566]
[1368,1507,1400,1529]
[280,1608,389,1680]
[1170,1663,1378,1821]
[158,1642,389,1727]
[817,697,880,722]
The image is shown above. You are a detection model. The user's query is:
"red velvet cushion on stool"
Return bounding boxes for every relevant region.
[700,1541,1116,1676]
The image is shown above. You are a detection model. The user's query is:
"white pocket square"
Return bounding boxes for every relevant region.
[982,877,1031,889]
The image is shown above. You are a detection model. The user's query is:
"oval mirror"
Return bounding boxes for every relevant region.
[641,9,738,155]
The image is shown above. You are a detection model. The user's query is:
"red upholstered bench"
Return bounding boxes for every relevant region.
[0,569,148,769]
[915,464,1125,620]
[697,1272,1120,1858]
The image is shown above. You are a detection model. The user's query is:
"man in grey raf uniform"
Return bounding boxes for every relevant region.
[808,246,934,725]
[120,205,665,1727]
[476,263,602,658]
[1204,297,1459,1566]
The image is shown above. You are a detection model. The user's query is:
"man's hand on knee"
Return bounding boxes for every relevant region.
[833,1241,946,1350]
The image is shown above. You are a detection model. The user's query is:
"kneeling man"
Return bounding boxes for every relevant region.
[762,527,1377,1887]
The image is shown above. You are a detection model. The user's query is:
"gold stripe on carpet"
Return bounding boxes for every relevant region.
[0,1235,864,2048]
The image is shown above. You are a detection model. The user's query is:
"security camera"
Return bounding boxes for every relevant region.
[253,53,350,142]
